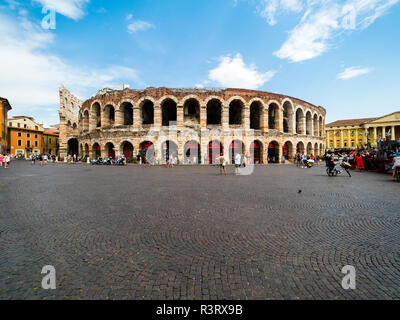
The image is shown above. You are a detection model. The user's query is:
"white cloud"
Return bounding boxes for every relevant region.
[205,54,275,89]
[337,66,371,79]
[126,13,133,21]
[127,20,155,33]
[0,12,140,126]
[32,0,90,20]
[257,0,303,25]
[261,0,399,62]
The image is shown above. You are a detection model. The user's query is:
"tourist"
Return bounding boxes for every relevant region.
[296,152,301,167]
[216,155,227,175]
[31,154,36,165]
[38,153,43,166]
[73,154,77,162]
[43,154,48,165]
[234,153,241,175]
[301,152,307,168]
[281,155,286,164]
[391,152,400,181]
[52,154,56,164]
[0,154,3,168]
[241,153,247,168]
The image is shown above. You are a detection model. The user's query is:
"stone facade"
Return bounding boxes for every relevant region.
[59,86,326,164]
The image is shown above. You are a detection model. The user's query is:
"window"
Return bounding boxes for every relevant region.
[27,141,31,147]
[17,123,20,128]
[351,142,355,147]
[344,131,347,137]
[330,132,333,137]
[337,143,340,148]
[330,143,333,148]
[344,142,347,147]
[18,132,21,137]
[9,122,12,126]
[49,138,52,143]
[24,124,27,128]
[35,141,38,147]
[35,134,38,138]
[18,140,22,146]
[351,131,354,137]
[27,133,30,138]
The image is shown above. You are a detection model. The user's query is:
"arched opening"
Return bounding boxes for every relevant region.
[84,143,89,156]
[268,141,279,163]
[207,99,222,125]
[162,99,177,126]
[296,141,305,153]
[67,138,79,156]
[229,100,243,125]
[83,110,89,132]
[320,143,323,155]
[283,141,293,160]
[250,101,261,130]
[306,111,312,135]
[92,143,101,159]
[250,140,263,164]
[313,114,318,136]
[184,99,200,126]
[141,100,154,125]
[121,102,133,125]
[140,141,154,164]
[208,140,223,164]
[92,102,101,128]
[319,116,323,136]
[161,140,178,163]
[67,120,72,128]
[184,140,200,164]
[314,143,319,156]
[306,142,313,155]
[296,109,305,134]
[121,141,134,160]
[268,103,279,130]
[104,105,115,127]
[283,101,294,133]
[229,140,244,164]
[79,144,83,156]
[72,123,77,131]
[105,142,115,159]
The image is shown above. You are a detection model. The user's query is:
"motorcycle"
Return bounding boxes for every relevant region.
[326,159,352,177]
[91,158,103,165]
[102,158,112,165]
[114,157,125,166]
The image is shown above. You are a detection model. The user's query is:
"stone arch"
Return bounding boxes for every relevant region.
[283,140,294,160]
[306,142,313,155]
[314,143,319,156]
[319,115,323,137]
[83,110,89,132]
[295,107,305,134]
[183,98,200,125]
[140,99,154,125]
[208,140,223,164]
[104,142,116,159]
[92,142,101,159]
[158,95,179,105]
[120,101,134,125]
[296,141,305,153]
[250,101,262,130]
[67,138,79,156]
[305,110,312,135]
[161,140,178,163]
[91,101,101,128]
[120,141,134,160]
[283,100,294,133]
[249,140,263,164]
[226,95,246,106]
[184,140,201,164]
[229,140,244,164]
[320,143,324,155]
[161,98,177,126]
[206,98,222,125]
[267,140,280,163]
[103,104,115,127]
[84,143,89,156]
[139,141,155,164]
[229,99,244,125]
[268,102,280,130]
[313,113,319,136]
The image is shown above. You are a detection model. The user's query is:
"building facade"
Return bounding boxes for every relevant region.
[0,97,12,154]
[43,128,60,155]
[8,116,44,157]
[59,86,326,163]
[325,111,400,150]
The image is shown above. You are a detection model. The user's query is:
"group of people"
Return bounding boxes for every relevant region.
[215,153,248,175]
[295,152,318,168]
[0,154,11,168]
[30,153,56,165]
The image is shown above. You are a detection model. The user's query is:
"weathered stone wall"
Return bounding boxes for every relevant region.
[59,87,326,163]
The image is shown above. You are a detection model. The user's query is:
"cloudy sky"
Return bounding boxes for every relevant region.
[1,0,399,126]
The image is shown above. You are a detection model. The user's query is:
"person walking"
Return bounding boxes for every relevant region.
[38,153,43,166]
[234,153,241,175]
[296,152,301,167]
[216,155,227,175]
[0,154,3,168]
[391,152,400,181]
[355,153,365,171]
[31,154,36,165]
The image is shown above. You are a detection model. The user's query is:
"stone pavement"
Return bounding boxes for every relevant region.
[0,161,399,299]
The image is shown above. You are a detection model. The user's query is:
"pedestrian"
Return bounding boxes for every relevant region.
[31,154,36,165]
[38,153,43,166]
[2,154,7,168]
[216,155,227,175]
[6,154,11,167]
[281,154,286,164]
[391,152,400,181]
[73,154,77,163]
[43,154,48,165]
[301,152,307,168]
[296,152,301,167]
[0,154,3,168]
[355,153,365,171]
[234,153,241,175]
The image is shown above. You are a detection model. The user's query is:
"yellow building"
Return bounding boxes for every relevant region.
[43,128,60,155]
[326,111,400,150]
[0,97,12,154]
[8,116,44,157]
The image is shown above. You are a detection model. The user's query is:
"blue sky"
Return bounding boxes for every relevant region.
[1,0,399,126]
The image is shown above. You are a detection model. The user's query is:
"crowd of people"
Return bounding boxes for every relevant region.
[30,153,57,165]
[295,152,319,168]
[0,154,11,168]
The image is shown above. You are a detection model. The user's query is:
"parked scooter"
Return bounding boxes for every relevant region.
[91,158,103,165]
[114,157,125,166]
[102,158,112,165]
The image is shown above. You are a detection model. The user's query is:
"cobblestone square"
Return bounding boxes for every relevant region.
[0,162,399,299]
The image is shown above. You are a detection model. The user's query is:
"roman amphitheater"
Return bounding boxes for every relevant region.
[58,86,326,164]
